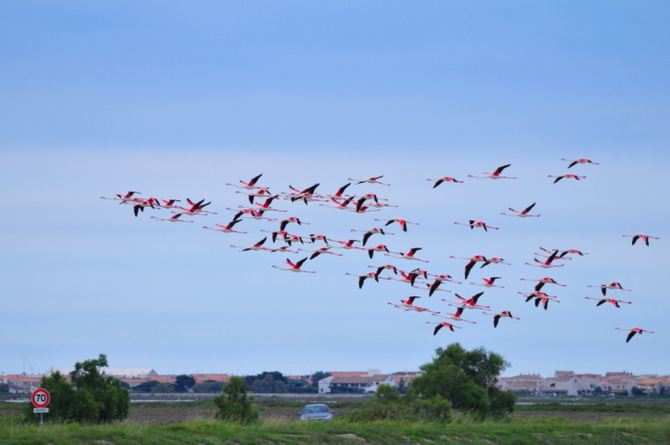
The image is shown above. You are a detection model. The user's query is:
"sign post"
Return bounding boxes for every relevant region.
[31,388,50,426]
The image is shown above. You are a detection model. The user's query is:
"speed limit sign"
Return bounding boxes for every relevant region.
[31,388,50,408]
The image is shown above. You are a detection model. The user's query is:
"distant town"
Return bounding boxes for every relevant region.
[2,368,669,397]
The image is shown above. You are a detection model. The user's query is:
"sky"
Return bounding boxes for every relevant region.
[2,1,669,379]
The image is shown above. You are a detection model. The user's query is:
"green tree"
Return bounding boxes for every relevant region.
[174,374,196,392]
[251,374,288,393]
[133,380,160,393]
[213,376,259,424]
[345,384,451,423]
[410,343,515,420]
[151,382,176,393]
[24,354,129,424]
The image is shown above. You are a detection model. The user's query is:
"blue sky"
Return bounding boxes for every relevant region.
[2,2,668,378]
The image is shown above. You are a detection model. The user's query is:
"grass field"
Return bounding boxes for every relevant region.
[1,397,669,444]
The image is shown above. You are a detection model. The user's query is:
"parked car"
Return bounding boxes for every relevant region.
[299,403,334,421]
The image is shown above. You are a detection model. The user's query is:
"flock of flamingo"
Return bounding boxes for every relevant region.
[102,158,659,343]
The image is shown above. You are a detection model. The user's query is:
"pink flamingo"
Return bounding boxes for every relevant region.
[203,218,246,233]
[587,282,632,296]
[519,292,560,310]
[230,237,267,252]
[348,175,391,186]
[585,296,632,308]
[319,196,356,210]
[443,292,490,311]
[615,327,655,343]
[279,216,309,231]
[235,187,272,204]
[623,233,659,246]
[431,307,477,324]
[561,158,599,168]
[485,311,520,328]
[388,296,430,312]
[329,239,364,250]
[427,176,464,188]
[374,217,419,232]
[468,164,516,179]
[309,234,329,245]
[385,247,429,263]
[450,255,488,279]
[101,190,141,203]
[368,264,399,278]
[272,257,316,273]
[286,183,320,204]
[426,321,462,335]
[501,202,540,218]
[345,271,390,289]
[226,173,263,189]
[158,198,181,209]
[480,257,510,268]
[366,244,390,259]
[261,245,298,254]
[454,220,499,232]
[520,277,566,291]
[151,213,194,223]
[387,269,426,287]
[549,173,586,183]
[351,227,394,246]
[470,277,504,288]
[427,274,460,297]
[132,197,159,216]
[299,246,343,260]
[525,250,564,269]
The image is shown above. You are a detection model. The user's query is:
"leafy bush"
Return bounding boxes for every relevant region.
[23,354,129,424]
[344,384,452,423]
[213,376,259,424]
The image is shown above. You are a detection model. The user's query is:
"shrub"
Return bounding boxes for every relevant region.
[213,376,259,424]
[23,354,129,424]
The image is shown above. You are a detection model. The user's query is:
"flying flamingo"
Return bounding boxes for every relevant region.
[228,208,276,222]
[325,183,352,200]
[427,176,464,188]
[431,307,477,324]
[585,297,632,308]
[132,197,159,216]
[260,245,299,254]
[319,196,356,210]
[345,271,391,289]
[151,213,194,223]
[203,218,246,233]
[309,234,329,245]
[427,274,460,297]
[347,204,381,214]
[443,292,490,311]
[286,183,320,204]
[470,277,504,288]
[622,233,659,246]
[426,321,462,335]
[538,247,588,259]
[235,187,272,204]
[385,247,429,263]
[480,257,510,268]
[230,237,267,252]
[351,227,394,246]
[249,195,286,212]
[366,244,390,259]
[454,220,499,232]
[561,158,599,168]
[519,292,560,310]
[450,255,488,279]
[548,173,586,183]
[525,250,564,269]
[485,311,520,328]
[387,269,425,287]
[328,239,364,250]
[587,282,632,296]
[501,202,540,218]
[615,327,655,343]
[374,217,419,232]
[279,216,308,231]
[298,246,343,260]
[101,190,142,203]
[468,164,516,179]
[157,198,181,209]
[177,198,216,215]
[520,277,566,291]
[226,173,264,189]
[387,296,430,312]
[272,257,316,273]
[356,198,397,212]
[368,264,399,277]
[348,175,391,186]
